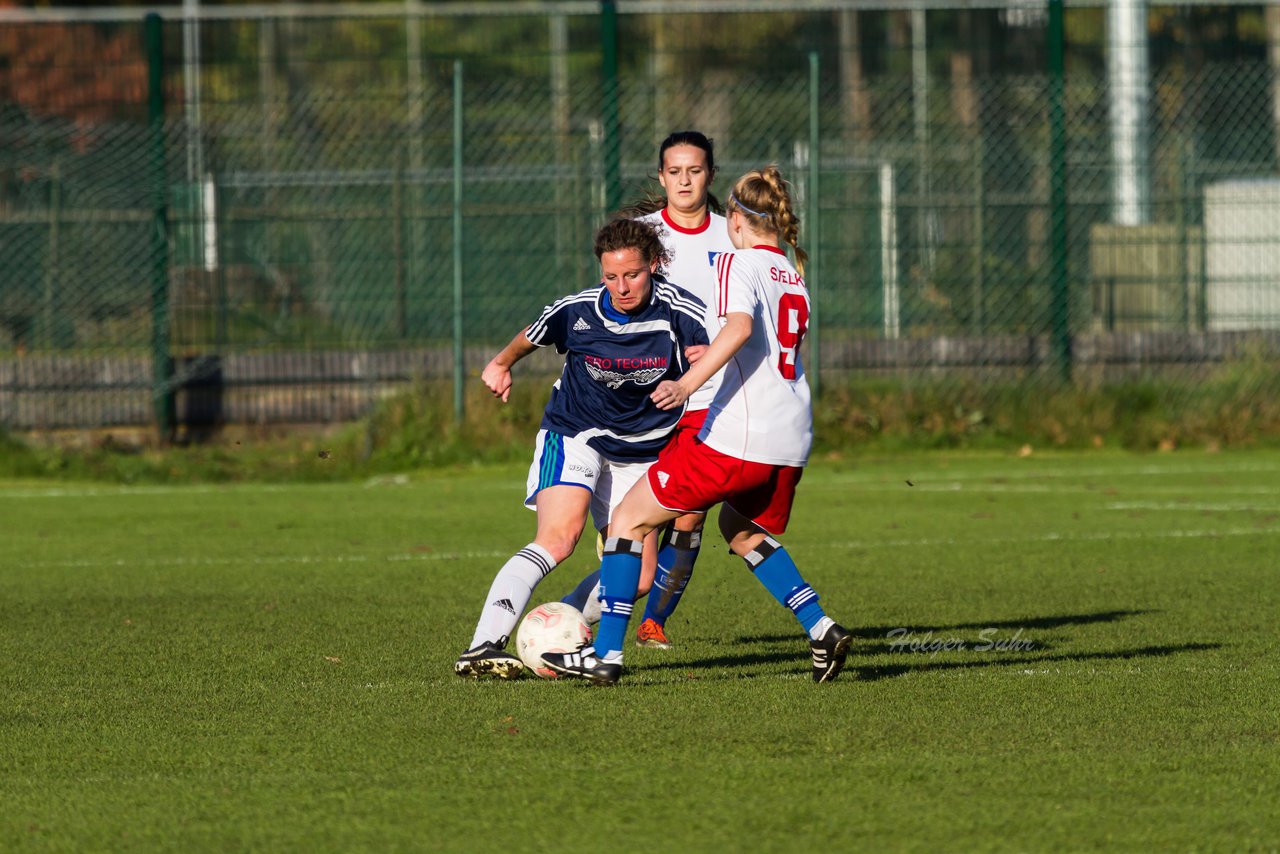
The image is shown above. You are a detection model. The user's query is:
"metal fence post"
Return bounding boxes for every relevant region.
[600,0,621,213]
[1189,137,1207,331]
[214,171,228,349]
[1047,0,1071,382]
[146,12,175,439]
[1177,132,1190,331]
[42,160,61,348]
[972,131,986,335]
[405,0,426,346]
[808,51,821,399]
[394,146,407,340]
[452,60,465,426]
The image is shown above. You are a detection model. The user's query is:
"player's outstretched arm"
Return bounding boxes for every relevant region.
[652,312,752,410]
[481,329,537,403]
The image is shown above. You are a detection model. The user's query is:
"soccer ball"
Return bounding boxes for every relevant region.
[516,602,592,679]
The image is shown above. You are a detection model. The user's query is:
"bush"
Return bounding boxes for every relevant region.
[813,355,1280,453]
[3,359,1278,484]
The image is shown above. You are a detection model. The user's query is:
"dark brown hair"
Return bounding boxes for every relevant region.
[619,130,723,217]
[593,218,669,269]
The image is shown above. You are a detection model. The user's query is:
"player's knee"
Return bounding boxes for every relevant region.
[539,530,581,564]
[606,512,647,542]
[717,507,745,543]
[718,512,763,557]
[673,512,705,534]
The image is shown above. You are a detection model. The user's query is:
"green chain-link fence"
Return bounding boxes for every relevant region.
[2,4,1279,432]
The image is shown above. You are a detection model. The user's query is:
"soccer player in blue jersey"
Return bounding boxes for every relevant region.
[560,131,734,651]
[454,218,710,679]
[542,166,852,685]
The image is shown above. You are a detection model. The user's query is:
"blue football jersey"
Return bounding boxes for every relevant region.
[525,276,709,462]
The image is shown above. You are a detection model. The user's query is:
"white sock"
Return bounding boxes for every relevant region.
[580,581,604,624]
[809,616,835,641]
[469,543,557,649]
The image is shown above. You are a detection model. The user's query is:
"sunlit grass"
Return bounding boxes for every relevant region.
[2,449,1278,850]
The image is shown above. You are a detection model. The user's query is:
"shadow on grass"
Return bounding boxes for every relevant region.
[653,639,1221,681]
[734,609,1154,647]
[659,611,1215,679]
[851,641,1223,682]
[928,609,1154,632]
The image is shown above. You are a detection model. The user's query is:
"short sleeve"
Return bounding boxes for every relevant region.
[525,299,572,353]
[715,251,757,318]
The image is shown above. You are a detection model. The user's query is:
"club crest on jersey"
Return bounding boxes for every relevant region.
[583,354,668,389]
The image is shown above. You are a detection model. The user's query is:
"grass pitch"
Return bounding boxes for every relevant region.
[3,450,1278,851]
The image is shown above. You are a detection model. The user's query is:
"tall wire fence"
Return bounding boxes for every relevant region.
[2,3,1280,431]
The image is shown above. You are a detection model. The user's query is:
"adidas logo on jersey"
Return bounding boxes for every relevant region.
[492,598,516,615]
[573,317,591,331]
[656,470,670,488]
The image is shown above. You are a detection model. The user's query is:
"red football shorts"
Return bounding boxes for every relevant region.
[663,407,709,456]
[649,431,804,535]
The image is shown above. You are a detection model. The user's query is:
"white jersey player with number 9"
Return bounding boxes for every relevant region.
[702,239,812,465]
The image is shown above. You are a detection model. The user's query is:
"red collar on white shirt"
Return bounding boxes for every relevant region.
[661,208,711,235]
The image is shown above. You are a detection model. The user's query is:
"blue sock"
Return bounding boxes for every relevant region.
[744,537,826,634]
[593,538,643,660]
[561,569,600,613]
[641,529,700,625]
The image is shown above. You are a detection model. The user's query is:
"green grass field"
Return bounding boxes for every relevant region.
[3,449,1278,852]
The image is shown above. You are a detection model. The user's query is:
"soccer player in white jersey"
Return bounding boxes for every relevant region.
[542,166,853,686]
[561,131,734,650]
[454,219,708,679]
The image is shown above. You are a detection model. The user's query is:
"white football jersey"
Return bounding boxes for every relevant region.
[637,209,735,412]
[699,245,813,467]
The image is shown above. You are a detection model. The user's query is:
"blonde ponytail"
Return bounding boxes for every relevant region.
[727,165,807,277]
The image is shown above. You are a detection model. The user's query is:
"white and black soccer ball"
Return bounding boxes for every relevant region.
[516,602,592,679]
